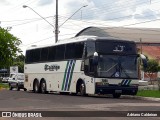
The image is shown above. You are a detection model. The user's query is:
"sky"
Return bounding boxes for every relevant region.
[1,0,160,54]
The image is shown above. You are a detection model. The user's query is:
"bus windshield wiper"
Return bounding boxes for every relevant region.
[105,63,118,73]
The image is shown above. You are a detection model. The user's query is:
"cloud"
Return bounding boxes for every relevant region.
[1,0,160,54]
[0,0,10,5]
[38,0,54,6]
[58,0,158,21]
[133,8,157,20]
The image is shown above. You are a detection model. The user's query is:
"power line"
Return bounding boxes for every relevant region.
[3,17,54,27]
[59,0,158,21]
[20,36,54,47]
[20,33,78,47]
[1,16,54,22]
[59,14,160,33]
[2,0,160,27]
[5,0,37,13]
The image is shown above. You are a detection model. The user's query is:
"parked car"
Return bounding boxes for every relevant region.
[2,77,9,83]
[8,73,26,91]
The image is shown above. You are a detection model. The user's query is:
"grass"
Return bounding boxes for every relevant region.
[0,83,9,89]
[137,90,160,98]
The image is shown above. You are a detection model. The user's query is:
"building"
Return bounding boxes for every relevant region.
[76,26,160,62]
[76,27,160,80]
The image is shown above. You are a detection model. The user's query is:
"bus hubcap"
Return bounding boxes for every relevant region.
[80,84,85,94]
[42,83,46,92]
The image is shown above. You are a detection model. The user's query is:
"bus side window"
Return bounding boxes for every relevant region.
[55,45,65,60]
[84,58,95,76]
[48,46,56,61]
[81,61,84,71]
[89,58,94,73]
[65,44,75,59]
[75,42,84,59]
[32,49,41,63]
[86,41,95,57]
[25,50,31,63]
[40,48,48,62]
[84,59,89,75]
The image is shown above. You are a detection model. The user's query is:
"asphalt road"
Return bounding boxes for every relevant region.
[0,89,160,120]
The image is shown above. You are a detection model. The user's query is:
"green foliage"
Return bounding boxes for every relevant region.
[144,59,159,73]
[0,28,22,68]
[13,54,25,73]
[0,83,9,89]
[143,59,160,83]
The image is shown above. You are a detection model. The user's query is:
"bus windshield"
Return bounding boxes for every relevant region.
[97,55,138,79]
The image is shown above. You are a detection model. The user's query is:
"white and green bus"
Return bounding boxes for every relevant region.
[24,36,147,98]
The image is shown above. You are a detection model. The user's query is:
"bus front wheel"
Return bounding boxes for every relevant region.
[79,82,87,96]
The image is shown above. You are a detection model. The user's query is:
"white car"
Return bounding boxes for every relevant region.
[2,77,9,83]
[8,73,26,91]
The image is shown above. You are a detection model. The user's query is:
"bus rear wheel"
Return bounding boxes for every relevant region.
[16,84,20,91]
[40,80,47,94]
[9,84,13,90]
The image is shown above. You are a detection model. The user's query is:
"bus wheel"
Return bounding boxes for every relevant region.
[16,84,20,91]
[9,84,12,90]
[40,80,47,94]
[33,80,40,93]
[71,93,77,96]
[79,82,87,96]
[113,93,121,98]
[24,88,27,91]
[60,92,69,95]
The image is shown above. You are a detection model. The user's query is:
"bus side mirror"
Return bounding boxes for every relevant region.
[140,54,147,69]
[93,52,98,66]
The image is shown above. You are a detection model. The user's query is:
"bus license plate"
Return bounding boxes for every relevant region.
[115,90,122,93]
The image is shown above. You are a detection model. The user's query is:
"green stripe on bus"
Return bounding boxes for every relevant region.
[128,80,132,85]
[62,61,69,91]
[67,61,76,91]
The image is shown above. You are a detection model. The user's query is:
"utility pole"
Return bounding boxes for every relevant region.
[59,5,88,28]
[55,0,58,43]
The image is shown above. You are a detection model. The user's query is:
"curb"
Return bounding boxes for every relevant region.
[122,95,160,101]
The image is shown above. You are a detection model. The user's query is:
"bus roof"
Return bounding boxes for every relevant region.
[26,35,135,50]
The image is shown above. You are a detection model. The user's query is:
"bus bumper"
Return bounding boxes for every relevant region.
[95,85,138,95]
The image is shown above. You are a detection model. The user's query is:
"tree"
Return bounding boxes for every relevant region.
[144,59,160,84]
[0,28,22,68]
[13,54,25,73]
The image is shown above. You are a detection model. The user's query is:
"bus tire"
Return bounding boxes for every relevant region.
[9,84,12,90]
[24,88,27,91]
[113,93,121,98]
[60,92,69,95]
[33,80,40,93]
[16,84,20,91]
[79,82,87,96]
[71,93,77,96]
[40,80,47,94]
